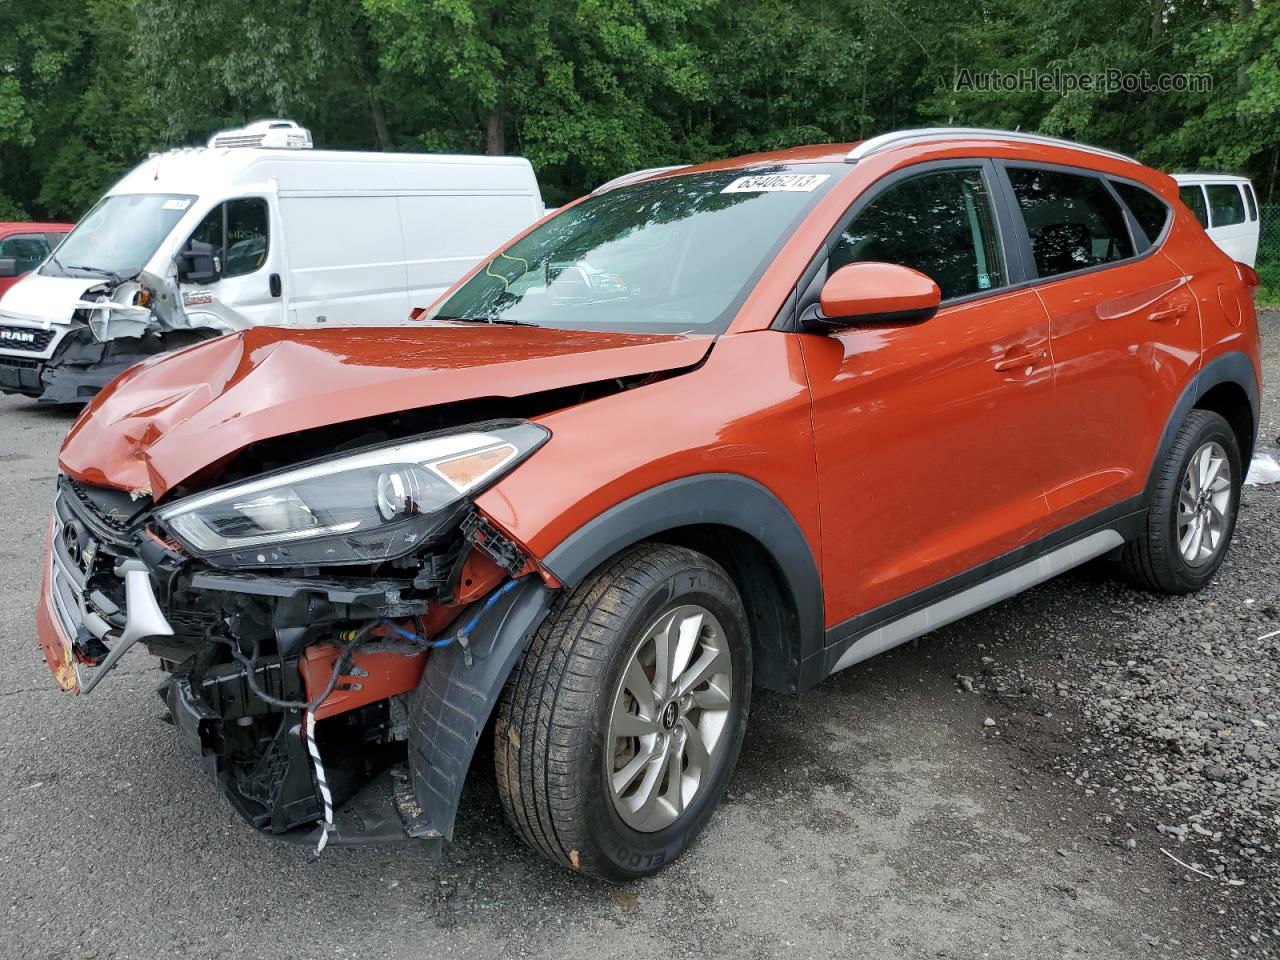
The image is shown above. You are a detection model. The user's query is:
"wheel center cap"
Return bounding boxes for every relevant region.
[660,701,679,731]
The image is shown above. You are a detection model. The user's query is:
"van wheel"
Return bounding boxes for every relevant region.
[493,543,751,880]
[1123,409,1241,594]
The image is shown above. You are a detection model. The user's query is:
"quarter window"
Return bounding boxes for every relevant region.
[1007,167,1134,278]
[1180,185,1209,227]
[1245,184,1259,221]
[1207,184,1245,227]
[0,233,51,274]
[829,167,1005,300]
[1109,180,1170,246]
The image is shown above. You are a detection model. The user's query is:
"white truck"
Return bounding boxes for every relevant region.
[0,120,544,403]
[1173,172,1260,267]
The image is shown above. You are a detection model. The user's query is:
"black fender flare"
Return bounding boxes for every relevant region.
[1145,350,1260,500]
[541,472,826,689]
[407,577,555,841]
[406,475,824,837]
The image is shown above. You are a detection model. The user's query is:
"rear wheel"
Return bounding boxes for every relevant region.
[1123,409,1241,593]
[494,543,751,880]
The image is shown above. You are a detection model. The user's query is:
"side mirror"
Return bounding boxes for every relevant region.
[0,258,18,278]
[177,239,221,286]
[804,262,941,332]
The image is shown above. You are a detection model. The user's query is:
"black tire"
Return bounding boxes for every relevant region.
[1122,409,1242,594]
[493,543,751,880]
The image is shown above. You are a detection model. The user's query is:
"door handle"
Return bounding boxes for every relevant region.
[993,348,1047,372]
[1147,304,1187,323]
[269,273,282,298]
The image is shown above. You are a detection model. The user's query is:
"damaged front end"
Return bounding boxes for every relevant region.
[3,271,219,404]
[38,421,553,851]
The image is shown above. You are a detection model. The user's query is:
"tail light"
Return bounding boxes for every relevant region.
[1236,262,1260,291]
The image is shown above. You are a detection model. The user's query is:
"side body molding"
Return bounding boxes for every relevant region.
[540,473,826,690]
[407,577,554,841]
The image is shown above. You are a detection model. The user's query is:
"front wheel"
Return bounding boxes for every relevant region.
[494,543,751,880]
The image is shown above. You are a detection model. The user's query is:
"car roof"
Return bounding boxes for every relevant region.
[0,222,73,231]
[622,128,1156,188]
[1171,173,1252,185]
[112,147,537,198]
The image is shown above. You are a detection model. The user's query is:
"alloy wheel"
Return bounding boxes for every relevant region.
[1177,440,1232,567]
[606,604,734,832]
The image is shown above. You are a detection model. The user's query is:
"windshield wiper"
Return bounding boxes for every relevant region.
[61,264,128,284]
[433,315,537,327]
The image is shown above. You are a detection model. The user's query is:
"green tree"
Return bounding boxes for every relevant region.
[134,0,391,150]
[1,0,1278,221]
[363,0,714,202]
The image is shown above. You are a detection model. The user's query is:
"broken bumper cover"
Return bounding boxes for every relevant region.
[163,660,430,848]
[0,354,46,396]
[35,474,555,853]
[38,489,175,694]
[3,326,215,404]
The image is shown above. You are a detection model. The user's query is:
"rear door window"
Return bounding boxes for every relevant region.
[1207,184,1246,227]
[1109,180,1171,247]
[1180,186,1209,227]
[0,233,52,274]
[829,166,1005,300]
[1007,167,1134,278]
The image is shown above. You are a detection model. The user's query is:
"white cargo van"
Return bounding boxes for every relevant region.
[1173,173,1259,267]
[0,120,544,403]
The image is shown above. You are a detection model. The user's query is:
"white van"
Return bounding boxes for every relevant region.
[0,120,544,403]
[1173,173,1259,267]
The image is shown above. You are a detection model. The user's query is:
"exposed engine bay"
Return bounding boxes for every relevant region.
[37,320,714,852]
[51,462,533,848]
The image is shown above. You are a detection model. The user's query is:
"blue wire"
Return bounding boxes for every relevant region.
[380,578,520,649]
[380,621,420,643]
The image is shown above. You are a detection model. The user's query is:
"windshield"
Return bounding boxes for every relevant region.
[430,165,842,334]
[42,193,196,280]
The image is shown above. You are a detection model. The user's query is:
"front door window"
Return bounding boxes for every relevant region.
[829,167,1005,300]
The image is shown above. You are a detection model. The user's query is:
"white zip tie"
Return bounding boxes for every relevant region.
[304,710,333,860]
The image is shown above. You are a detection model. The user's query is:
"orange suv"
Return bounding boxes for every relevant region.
[38,128,1262,879]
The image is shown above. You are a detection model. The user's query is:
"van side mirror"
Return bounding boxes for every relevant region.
[803,262,941,332]
[0,258,18,278]
[177,239,221,286]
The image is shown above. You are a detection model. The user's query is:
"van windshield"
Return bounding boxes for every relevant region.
[42,193,196,281]
[430,165,841,334]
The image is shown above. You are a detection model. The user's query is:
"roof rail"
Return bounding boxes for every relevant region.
[593,165,690,195]
[846,127,1136,165]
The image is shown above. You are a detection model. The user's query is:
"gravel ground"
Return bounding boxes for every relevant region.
[1,315,1278,959]
[972,314,1280,953]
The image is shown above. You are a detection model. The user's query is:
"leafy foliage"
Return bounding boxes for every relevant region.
[0,0,1275,219]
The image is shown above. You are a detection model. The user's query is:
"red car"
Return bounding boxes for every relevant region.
[0,222,72,297]
[36,128,1260,879]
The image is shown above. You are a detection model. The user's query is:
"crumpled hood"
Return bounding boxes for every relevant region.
[0,272,104,326]
[60,324,713,498]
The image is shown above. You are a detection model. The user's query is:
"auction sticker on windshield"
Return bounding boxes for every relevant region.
[722,173,830,193]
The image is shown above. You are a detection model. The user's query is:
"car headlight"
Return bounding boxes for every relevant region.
[156,421,547,568]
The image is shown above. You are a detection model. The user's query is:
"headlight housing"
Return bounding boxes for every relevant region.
[156,421,547,568]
